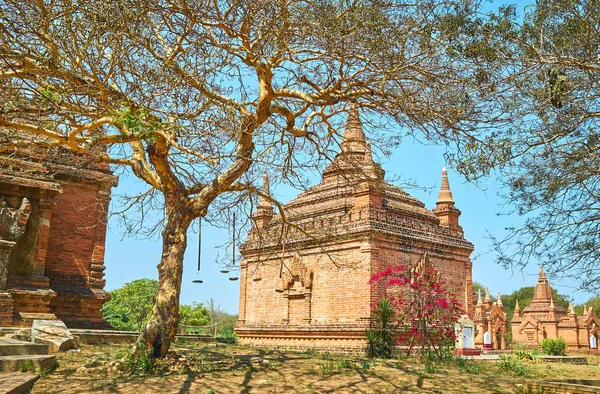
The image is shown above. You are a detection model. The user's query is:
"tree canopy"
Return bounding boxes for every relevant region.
[0,0,514,356]
[445,0,600,292]
[102,279,158,331]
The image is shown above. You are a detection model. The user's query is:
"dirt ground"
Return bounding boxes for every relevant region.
[31,342,600,394]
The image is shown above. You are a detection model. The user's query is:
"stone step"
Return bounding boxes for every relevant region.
[0,373,40,394]
[0,339,49,357]
[0,355,57,373]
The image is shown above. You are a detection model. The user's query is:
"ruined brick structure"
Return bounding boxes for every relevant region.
[474,287,509,350]
[236,109,474,352]
[511,266,600,349]
[0,149,116,328]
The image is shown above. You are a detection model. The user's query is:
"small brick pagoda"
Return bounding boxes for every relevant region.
[0,149,116,328]
[236,109,475,352]
[474,287,509,350]
[511,265,600,349]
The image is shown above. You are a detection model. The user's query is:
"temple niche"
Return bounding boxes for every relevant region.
[511,265,600,349]
[236,109,475,352]
[0,147,116,328]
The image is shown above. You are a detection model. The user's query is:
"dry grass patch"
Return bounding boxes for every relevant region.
[31,343,600,394]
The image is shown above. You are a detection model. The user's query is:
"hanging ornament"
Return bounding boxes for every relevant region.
[192,217,203,284]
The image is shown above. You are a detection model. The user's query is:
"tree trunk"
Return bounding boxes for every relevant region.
[135,207,191,358]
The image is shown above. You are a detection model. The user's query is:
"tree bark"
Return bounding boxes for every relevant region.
[135,203,192,358]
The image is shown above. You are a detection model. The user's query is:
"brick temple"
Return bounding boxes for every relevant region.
[0,149,115,328]
[236,109,475,352]
[511,266,599,349]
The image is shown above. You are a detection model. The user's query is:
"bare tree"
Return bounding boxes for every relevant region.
[443,1,600,292]
[0,0,505,357]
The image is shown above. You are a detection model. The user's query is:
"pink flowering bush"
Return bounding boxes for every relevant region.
[368,261,464,359]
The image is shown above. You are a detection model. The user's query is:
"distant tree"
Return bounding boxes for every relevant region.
[575,296,600,316]
[102,279,158,331]
[179,302,211,327]
[500,286,570,321]
[446,1,600,292]
[205,298,238,338]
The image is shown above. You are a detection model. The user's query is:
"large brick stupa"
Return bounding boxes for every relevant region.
[236,109,474,352]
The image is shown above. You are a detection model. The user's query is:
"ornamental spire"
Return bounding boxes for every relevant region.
[341,104,367,152]
[477,289,482,305]
[252,172,274,228]
[515,299,520,310]
[568,300,576,315]
[257,172,272,209]
[497,291,503,307]
[436,167,455,204]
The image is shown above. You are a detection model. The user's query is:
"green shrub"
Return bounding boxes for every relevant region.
[20,360,34,372]
[456,357,483,374]
[318,360,335,375]
[424,361,437,374]
[498,354,531,377]
[365,298,396,358]
[336,359,354,369]
[541,337,566,356]
[514,349,540,363]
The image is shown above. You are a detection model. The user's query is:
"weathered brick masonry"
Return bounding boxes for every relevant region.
[0,149,116,328]
[236,109,475,352]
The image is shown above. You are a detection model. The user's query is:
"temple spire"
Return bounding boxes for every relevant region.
[515,299,520,310]
[497,291,503,307]
[549,296,555,309]
[539,264,547,280]
[257,172,272,209]
[484,287,491,303]
[436,167,455,204]
[252,173,274,228]
[341,104,366,152]
[364,143,378,179]
[433,167,461,227]
[568,300,576,315]
[477,289,482,305]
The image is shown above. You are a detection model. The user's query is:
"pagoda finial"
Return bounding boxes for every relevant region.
[515,298,520,310]
[364,143,379,179]
[497,291,503,306]
[477,289,482,305]
[484,287,491,303]
[568,300,575,315]
[252,172,274,228]
[539,264,546,279]
[341,104,366,152]
[257,172,272,209]
[436,167,455,204]
[549,296,555,309]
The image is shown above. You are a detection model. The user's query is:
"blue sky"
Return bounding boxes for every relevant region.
[103,133,596,314]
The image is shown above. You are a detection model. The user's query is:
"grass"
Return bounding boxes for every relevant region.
[30,342,600,394]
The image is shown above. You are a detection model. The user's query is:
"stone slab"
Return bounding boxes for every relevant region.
[0,373,39,394]
[31,320,75,353]
[518,379,600,394]
[0,354,56,373]
[70,329,216,345]
[0,339,48,356]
